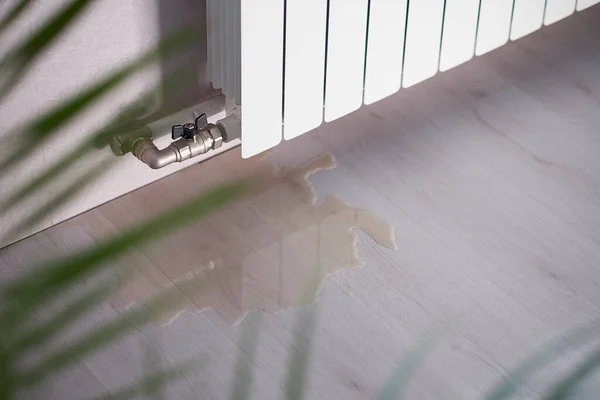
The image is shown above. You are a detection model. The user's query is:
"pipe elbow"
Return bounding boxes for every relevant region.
[134,141,178,169]
[144,151,173,169]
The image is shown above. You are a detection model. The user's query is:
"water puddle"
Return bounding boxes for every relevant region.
[104,153,397,324]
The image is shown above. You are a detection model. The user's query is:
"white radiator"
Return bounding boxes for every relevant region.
[207,0,598,158]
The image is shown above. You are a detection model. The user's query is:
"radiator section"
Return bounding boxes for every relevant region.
[545,0,576,25]
[577,0,600,11]
[511,0,546,40]
[283,0,328,140]
[323,0,370,122]
[439,0,480,72]
[363,0,408,105]
[402,0,446,88]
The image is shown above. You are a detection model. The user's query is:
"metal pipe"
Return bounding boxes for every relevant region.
[131,123,225,169]
[109,112,241,169]
[133,141,178,169]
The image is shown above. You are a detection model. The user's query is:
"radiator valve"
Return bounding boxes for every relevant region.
[109,112,240,169]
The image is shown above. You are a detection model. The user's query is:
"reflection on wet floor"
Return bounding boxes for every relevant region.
[85,153,397,325]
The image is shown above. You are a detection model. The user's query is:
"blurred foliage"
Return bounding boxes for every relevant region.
[0,0,599,399]
[0,0,246,398]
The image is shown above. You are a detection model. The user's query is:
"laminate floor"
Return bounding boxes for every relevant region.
[2,6,600,400]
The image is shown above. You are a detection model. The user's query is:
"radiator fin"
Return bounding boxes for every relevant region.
[324,0,370,122]
[220,0,228,92]
[476,0,515,56]
[545,0,576,25]
[511,0,546,40]
[363,0,408,105]
[577,0,600,11]
[240,0,284,158]
[224,0,235,98]
[283,0,328,140]
[234,0,241,105]
[207,0,221,89]
[402,0,446,88]
[439,0,480,72]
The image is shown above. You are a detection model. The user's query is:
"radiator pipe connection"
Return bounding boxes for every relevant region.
[132,121,223,169]
[109,113,240,169]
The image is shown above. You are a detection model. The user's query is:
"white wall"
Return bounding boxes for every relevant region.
[0,0,230,248]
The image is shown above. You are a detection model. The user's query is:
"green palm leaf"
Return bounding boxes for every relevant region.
[231,314,263,400]
[1,182,248,331]
[9,282,113,356]
[0,0,94,99]
[377,332,438,400]
[283,306,319,400]
[13,260,229,386]
[3,157,115,242]
[542,344,600,400]
[0,64,195,217]
[0,2,241,398]
[0,25,196,179]
[0,0,35,36]
[485,322,600,400]
[87,359,201,400]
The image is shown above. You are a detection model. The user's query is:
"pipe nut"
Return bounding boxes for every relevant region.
[207,124,223,149]
[171,138,194,160]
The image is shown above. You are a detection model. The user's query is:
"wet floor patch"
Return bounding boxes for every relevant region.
[100,153,397,324]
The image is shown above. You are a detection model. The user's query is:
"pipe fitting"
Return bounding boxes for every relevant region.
[109,111,240,169]
[132,123,225,169]
[132,141,177,169]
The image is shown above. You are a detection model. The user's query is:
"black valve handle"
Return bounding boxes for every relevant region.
[171,113,208,140]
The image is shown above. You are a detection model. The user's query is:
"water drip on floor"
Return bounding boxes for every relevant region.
[107,153,397,324]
